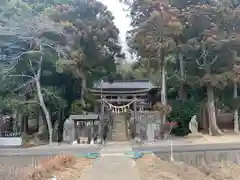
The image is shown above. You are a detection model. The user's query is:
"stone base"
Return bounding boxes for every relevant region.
[0,137,22,146]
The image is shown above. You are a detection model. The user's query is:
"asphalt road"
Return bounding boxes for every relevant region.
[132,142,240,153]
[0,155,49,167]
[0,145,102,167]
[0,145,102,156]
[2,142,240,155]
[2,142,240,167]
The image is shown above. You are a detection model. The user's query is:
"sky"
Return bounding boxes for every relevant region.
[99,0,132,62]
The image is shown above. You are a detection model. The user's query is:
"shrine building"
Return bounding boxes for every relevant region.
[89,80,159,141]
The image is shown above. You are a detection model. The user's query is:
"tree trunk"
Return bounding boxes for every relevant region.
[81,78,86,109]
[36,80,53,143]
[36,79,53,144]
[179,53,187,101]
[76,70,86,109]
[35,56,53,144]
[12,109,19,133]
[206,85,223,136]
[233,82,239,133]
[160,65,167,139]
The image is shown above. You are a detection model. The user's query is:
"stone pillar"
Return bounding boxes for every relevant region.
[63,118,76,144]
[133,97,137,138]
[90,121,95,144]
[147,123,156,142]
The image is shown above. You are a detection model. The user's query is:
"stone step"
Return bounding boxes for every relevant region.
[112,127,125,131]
[112,127,126,130]
[114,123,125,126]
[111,115,128,141]
[112,133,127,137]
[112,134,127,137]
[112,130,127,132]
[111,136,128,141]
[114,123,126,126]
[112,131,126,134]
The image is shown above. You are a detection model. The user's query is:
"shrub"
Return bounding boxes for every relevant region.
[169,99,199,136]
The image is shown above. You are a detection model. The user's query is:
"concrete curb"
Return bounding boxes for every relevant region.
[133,143,240,153]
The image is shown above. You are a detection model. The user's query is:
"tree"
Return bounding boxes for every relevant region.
[181,1,240,135]
[215,2,240,133]
[127,0,183,138]
[47,0,123,110]
[0,1,67,143]
[119,0,240,136]
[6,43,55,143]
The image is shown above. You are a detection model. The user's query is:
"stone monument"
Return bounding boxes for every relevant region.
[147,123,157,142]
[189,115,198,134]
[63,118,76,144]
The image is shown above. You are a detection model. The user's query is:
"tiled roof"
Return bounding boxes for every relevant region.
[93,80,156,89]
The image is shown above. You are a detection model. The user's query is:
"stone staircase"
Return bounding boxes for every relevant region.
[111,114,128,141]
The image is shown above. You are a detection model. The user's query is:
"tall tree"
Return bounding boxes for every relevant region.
[0,0,68,143]
[48,0,123,109]
[182,1,240,135]
[127,0,183,138]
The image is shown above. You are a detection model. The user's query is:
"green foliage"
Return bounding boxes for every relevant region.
[0,0,122,134]
[169,99,199,136]
[70,100,83,114]
[3,0,240,139]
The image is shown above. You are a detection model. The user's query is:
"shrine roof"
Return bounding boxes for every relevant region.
[92,80,156,89]
[69,113,99,121]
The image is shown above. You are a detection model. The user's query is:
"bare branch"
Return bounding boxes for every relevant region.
[195,59,203,69]
[20,101,41,106]
[35,43,44,79]
[8,74,35,80]
[42,88,60,100]
[42,43,61,60]
[28,59,36,76]
[12,79,35,92]
[195,51,207,69]
[210,56,219,65]
[0,50,43,75]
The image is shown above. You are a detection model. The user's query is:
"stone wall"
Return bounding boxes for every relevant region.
[130,111,161,141]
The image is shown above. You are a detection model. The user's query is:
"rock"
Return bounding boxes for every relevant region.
[189,115,198,134]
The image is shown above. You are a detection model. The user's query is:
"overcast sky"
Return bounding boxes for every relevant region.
[99,0,132,61]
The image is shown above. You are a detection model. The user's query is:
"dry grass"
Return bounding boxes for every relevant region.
[29,155,76,179]
[52,158,93,180]
[136,155,214,180]
[199,161,240,180]
[136,154,240,180]
[0,155,89,180]
[0,166,30,180]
